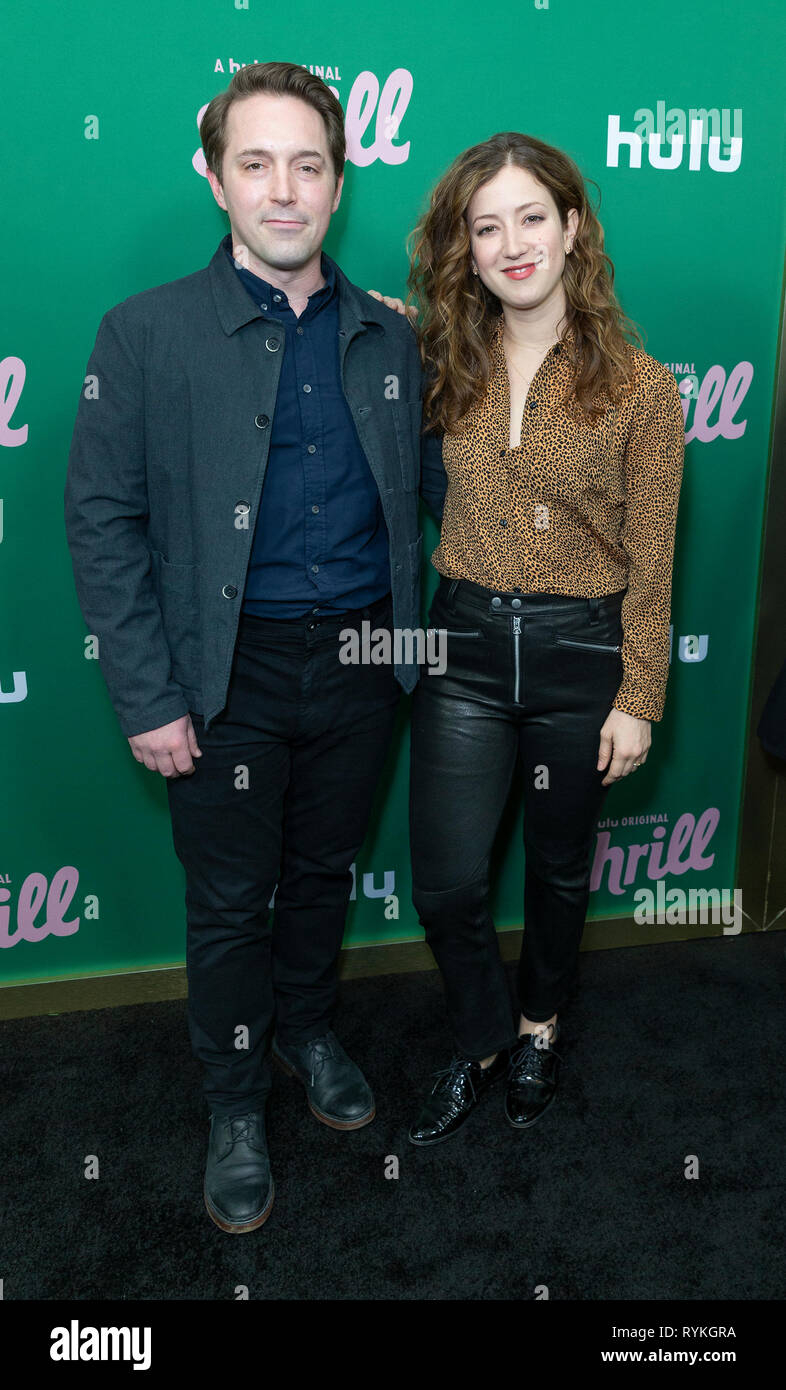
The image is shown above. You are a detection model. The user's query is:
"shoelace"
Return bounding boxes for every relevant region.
[301,1034,341,1087]
[509,1032,563,1084]
[222,1113,262,1147]
[430,1057,479,1106]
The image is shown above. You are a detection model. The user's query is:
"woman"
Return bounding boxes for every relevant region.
[398,132,685,1143]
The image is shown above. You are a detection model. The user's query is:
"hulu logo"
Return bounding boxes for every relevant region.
[607,109,742,173]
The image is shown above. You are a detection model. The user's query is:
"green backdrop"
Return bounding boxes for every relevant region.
[1,0,785,983]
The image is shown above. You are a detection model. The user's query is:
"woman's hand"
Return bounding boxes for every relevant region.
[366,289,419,322]
[597,708,651,785]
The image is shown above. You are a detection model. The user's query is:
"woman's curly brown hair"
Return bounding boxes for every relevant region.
[406,131,644,434]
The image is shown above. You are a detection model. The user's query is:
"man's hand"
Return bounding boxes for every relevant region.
[128,713,202,778]
[597,708,651,785]
[366,289,418,322]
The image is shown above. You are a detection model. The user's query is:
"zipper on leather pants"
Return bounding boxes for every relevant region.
[512,615,522,703]
[555,636,622,653]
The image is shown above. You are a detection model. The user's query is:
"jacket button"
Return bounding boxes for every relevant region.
[255,414,269,428]
[491,596,502,608]
[222,584,238,599]
[265,338,281,352]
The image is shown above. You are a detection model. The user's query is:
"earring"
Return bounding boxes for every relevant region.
[472,266,478,275]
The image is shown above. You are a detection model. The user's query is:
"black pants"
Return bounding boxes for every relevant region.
[166,591,400,1116]
[409,575,625,1060]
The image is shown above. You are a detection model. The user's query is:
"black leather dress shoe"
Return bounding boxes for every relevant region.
[505,1023,563,1128]
[272,1031,375,1130]
[203,1110,274,1233]
[409,1050,508,1146]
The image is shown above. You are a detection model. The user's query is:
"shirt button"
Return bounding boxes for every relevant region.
[311,564,319,573]
[265,338,280,352]
[255,414,269,428]
[297,327,304,336]
[529,398,538,408]
[273,294,283,303]
[499,448,506,457]
[311,505,320,514]
[303,384,312,393]
[222,584,238,599]
[307,444,316,454]
[499,518,507,528]
[260,302,268,311]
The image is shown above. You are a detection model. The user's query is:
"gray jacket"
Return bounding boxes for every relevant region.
[64,237,447,738]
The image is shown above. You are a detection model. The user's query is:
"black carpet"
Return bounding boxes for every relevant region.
[1,930,784,1301]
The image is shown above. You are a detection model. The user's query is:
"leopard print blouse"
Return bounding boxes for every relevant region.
[431,315,686,722]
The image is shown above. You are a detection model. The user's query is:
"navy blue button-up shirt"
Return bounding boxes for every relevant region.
[225,238,391,617]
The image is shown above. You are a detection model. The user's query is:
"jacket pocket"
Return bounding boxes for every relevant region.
[151,551,200,687]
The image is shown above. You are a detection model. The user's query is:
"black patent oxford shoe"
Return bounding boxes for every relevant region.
[409,1050,508,1146]
[505,1022,563,1129]
[204,1109,274,1234]
[272,1031,375,1130]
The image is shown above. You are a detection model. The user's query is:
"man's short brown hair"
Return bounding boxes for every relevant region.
[200,60,346,185]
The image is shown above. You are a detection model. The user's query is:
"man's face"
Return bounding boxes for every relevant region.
[206,92,343,279]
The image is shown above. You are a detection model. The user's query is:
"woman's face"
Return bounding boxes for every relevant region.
[466,163,578,315]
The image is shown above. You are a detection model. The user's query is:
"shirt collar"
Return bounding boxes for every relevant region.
[222,233,337,317]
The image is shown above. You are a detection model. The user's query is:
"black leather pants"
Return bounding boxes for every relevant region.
[409,574,626,1060]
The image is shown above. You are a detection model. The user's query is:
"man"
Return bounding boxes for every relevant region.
[64,60,442,1234]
